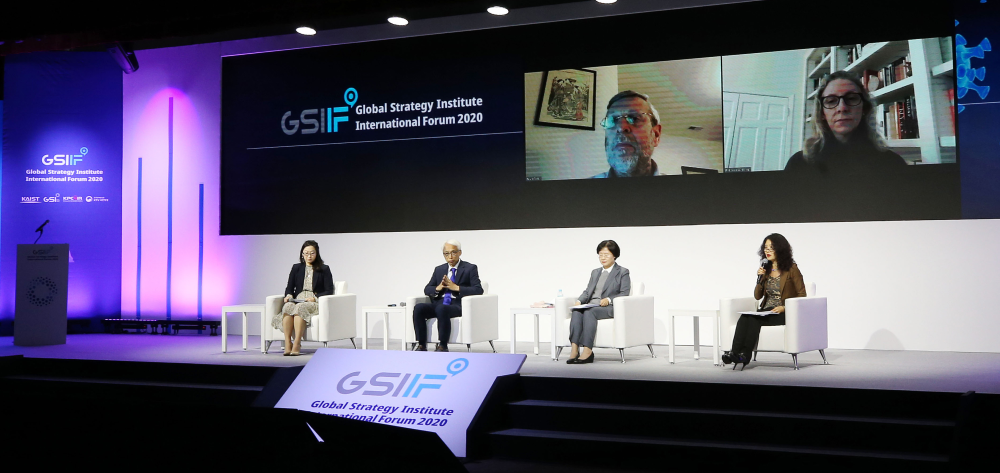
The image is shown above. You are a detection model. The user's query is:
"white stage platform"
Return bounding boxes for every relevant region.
[1,334,998,394]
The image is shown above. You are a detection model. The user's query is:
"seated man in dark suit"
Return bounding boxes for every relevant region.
[412,240,484,352]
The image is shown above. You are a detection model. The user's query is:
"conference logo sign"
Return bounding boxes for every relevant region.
[281,87,357,135]
[43,193,61,203]
[41,147,88,166]
[21,197,41,204]
[333,357,468,399]
[62,195,83,203]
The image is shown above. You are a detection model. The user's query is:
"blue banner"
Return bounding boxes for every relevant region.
[1,52,122,332]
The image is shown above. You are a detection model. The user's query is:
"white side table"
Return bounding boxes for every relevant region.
[221,304,264,353]
[509,307,554,356]
[667,309,720,366]
[362,306,407,351]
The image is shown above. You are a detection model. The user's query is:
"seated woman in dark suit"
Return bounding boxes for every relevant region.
[723,233,806,370]
[273,240,334,356]
[785,71,906,174]
[567,240,631,364]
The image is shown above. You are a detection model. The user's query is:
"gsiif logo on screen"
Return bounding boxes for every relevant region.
[42,147,88,166]
[281,87,357,135]
[333,357,468,398]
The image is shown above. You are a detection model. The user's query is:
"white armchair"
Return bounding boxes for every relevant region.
[261,281,357,353]
[553,282,655,363]
[404,282,498,352]
[720,282,828,370]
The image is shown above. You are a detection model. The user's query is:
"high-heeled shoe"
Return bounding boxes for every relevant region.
[283,343,292,356]
[721,351,733,365]
[731,353,749,370]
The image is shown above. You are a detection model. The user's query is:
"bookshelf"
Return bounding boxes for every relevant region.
[802,38,955,164]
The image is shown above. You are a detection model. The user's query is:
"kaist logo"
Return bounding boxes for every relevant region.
[42,147,88,166]
[281,88,357,135]
[335,358,468,398]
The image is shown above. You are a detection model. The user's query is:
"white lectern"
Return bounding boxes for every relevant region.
[15,244,69,346]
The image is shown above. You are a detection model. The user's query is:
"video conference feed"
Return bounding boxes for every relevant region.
[721,37,956,172]
[221,0,962,235]
[525,58,724,180]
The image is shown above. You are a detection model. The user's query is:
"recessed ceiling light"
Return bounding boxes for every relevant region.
[487,6,509,15]
[596,0,618,4]
[388,16,408,26]
[296,26,317,35]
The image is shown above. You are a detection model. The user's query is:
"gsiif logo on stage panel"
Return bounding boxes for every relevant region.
[333,357,468,398]
[281,88,358,135]
[42,147,88,166]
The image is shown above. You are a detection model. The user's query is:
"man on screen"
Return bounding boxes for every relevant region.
[412,240,484,352]
[593,90,663,178]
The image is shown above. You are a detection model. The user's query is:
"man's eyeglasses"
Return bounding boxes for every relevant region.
[820,93,863,109]
[600,112,654,129]
[443,251,461,257]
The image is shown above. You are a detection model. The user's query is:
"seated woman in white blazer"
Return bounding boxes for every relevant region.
[567,240,631,364]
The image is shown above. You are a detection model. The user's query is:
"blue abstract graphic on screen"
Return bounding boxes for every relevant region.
[956,34,992,112]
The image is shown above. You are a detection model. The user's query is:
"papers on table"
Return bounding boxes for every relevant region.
[290,299,308,303]
[739,311,778,316]
[571,303,600,309]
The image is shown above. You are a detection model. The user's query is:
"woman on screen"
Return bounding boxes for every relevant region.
[723,233,806,370]
[785,71,906,172]
[566,240,631,364]
[273,240,334,356]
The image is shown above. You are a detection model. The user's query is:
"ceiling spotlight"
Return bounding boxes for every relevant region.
[596,0,618,4]
[487,6,509,15]
[296,26,317,35]
[388,16,408,26]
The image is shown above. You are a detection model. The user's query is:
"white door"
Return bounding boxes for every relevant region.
[723,92,793,172]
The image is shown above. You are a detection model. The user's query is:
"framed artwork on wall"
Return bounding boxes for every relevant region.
[534,68,597,130]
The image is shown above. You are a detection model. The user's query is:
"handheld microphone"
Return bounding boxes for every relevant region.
[35,220,49,233]
[756,258,768,285]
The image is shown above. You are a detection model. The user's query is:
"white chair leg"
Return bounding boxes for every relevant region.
[647,344,655,358]
[792,353,799,370]
[819,349,828,364]
[554,346,563,361]
[488,340,496,353]
[619,348,626,364]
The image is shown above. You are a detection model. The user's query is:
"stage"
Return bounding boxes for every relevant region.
[2,334,998,394]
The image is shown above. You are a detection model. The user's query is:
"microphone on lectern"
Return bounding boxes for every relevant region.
[34,219,49,244]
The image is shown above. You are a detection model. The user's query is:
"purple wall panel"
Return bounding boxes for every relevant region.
[123,43,243,319]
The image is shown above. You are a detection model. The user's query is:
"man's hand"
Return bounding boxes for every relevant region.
[574,300,581,306]
[436,274,448,292]
[599,298,610,307]
[444,278,460,291]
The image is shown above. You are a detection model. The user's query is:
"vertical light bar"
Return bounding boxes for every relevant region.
[167,97,174,320]
[327,108,332,133]
[136,157,142,319]
[198,184,204,323]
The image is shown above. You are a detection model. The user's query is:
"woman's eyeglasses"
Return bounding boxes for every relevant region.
[820,93,863,109]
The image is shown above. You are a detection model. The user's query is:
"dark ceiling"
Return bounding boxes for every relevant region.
[0,0,591,56]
